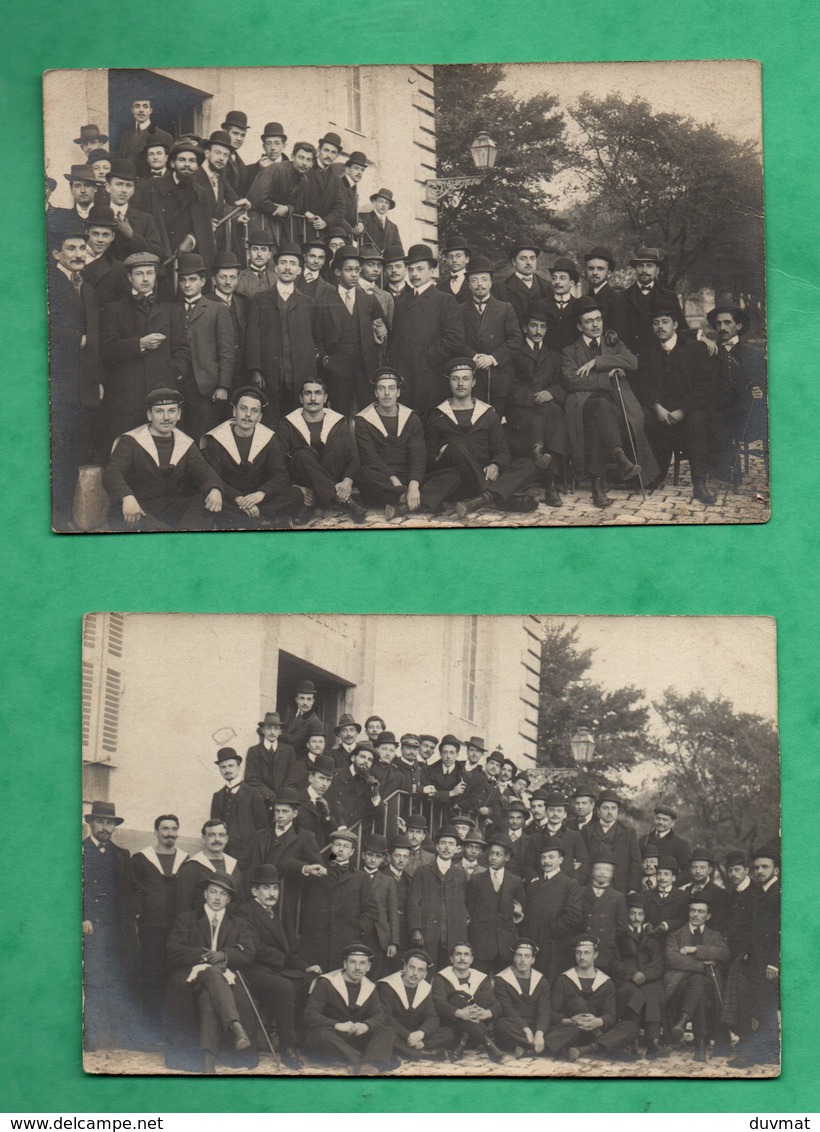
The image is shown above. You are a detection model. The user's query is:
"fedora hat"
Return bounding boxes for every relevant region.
[706,305,748,334]
[85,800,124,825]
[261,121,287,140]
[464,736,487,752]
[370,188,396,209]
[222,110,249,131]
[64,164,97,184]
[318,131,343,150]
[629,246,663,266]
[200,870,236,896]
[346,150,370,167]
[258,711,283,728]
[75,124,109,146]
[334,713,362,735]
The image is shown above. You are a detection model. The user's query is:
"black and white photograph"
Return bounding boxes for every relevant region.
[81,613,780,1078]
[46,61,769,533]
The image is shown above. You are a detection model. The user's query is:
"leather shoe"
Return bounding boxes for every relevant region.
[567,1046,582,1062]
[505,493,538,513]
[384,501,407,522]
[542,479,563,508]
[456,492,493,520]
[591,476,612,508]
[670,1013,690,1043]
[230,1021,252,1051]
[532,445,553,472]
[451,1035,468,1061]
[347,496,368,524]
[279,1047,304,1070]
[612,446,641,481]
[692,477,716,506]
[485,1039,505,1063]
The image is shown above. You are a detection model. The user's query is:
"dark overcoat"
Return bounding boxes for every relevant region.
[611,926,666,1023]
[407,861,470,958]
[299,863,380,970]
[466,869,526,964]
[243,738,298,804]
[245,287,317,420]
[210,781,269,871]
[581,819,642,895]
[139,171,217,269]
[460,295,523,405]
[523,871,584,979]
[389,286,465,416]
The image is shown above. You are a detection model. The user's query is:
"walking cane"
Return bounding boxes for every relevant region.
[721,397,757,506]
[160,233,197,295]
[706,962,725,1011]
[235,969,282,1070]
[612,372,646,501]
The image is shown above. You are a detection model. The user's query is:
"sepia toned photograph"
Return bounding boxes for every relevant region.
[46,61,769,534]
[81,613,780,1078]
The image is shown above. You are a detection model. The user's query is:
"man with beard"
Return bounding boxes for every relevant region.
[139,140,217,283]
[201,386,305,529]
[176,819,241,914]
[524,840,584,982]
[299,831,380,972]
[611,893,666,1058]
[408,825,470,969]
[209,747,268,871]
[431,942,504,1062]
[378,949,452,1060]
[331,743,383,830]
[493,938,552,1057]
[460,256,522,418]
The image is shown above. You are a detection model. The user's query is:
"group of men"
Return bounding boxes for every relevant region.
[82,682,780,1075]
[48,100,767,530]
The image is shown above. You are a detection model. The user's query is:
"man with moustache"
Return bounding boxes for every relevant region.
[299,830,380,972]
[81,206,130,307]
[579,852,629,974]
[503,800,533,878]
[175,819,241,914]
[494,235,552,327]
[384,243,410,302]
[329,712,364,770]
[301,131,346,233]
[404,814,436,877]
[639,803,692,882]
[294,754,342,845]
[619,247,689,358]
[408,825,470,970]
[527,790,590,885]
[523,840,584,982]
[207,252,251,388]
[139,140,218,279]
[643,855,690,936]
[236,228,277,299]
[460,256,522,417]
[361,188,402,253]
[104,158,163,261]
[431,942,504,1062]
[244,710,298,809]
[611,892,666,1058]
[422,734,467,822]
[175,250,235,439]
[681,848,729,932]
[728,847,780,1068]
[359,834,400,979]
[705,305,767,468]
[280,679,323,753]
[51,164,100,227]
[664,896,730,1061]
[247,139,314,244]
[583,247,623,334]
[384,835,414,961]
[378,949,453,1060]
[209,747,268,871]
[568,784,597,835]
[581,790,641,894]
[390,732,426,798]
[542,257,583,349]
[330,744,383,831]
[287,718,331,789]
[437,235,472,303]
[220,110,251,197]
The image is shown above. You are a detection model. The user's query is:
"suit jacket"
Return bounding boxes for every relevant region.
[494,966,552,1033]
[408,861,470,957]
[636,336,712,414]
[460,296,523,403]
[298,274,336,306]
[361,283,394,328]
[243,823,322,927]
[383,865,413,951]
[506,339,566,428]
[494,271,552,326]
[459,764,496,816]
[206,292,251,386]
[579,885,628,970]
[236,265,277,300]
[620,282,688,357]
[523,871,584,975]
[404,846,436,878]
[639,829,692,883]
[527,823,590,885]
[294,787,342,847]
[299,862,380,970]
[234,898,306,974]
[280,706,323,753]
[581,820,642,894]
[612,926,666,1024]
[300,164,345,229]
[378,970,441,1039]
[82,836,138,932]
[361,868,400,951]
[437,273,470,304]
[245,287,317,420]
[117,122,175,178]
[48,264,103,412]
[663,923,729,997]
[505,830,533,878]
[540,295,584,350]
[247,160,306,238]
[681,879,730,932]
[243,738,298,803]
[389,286,466,416]
[329,766,381,829]
[166,905,256,971]
[210,781,269,870]
[110,207,164,261]
[82,252,130,307]
[200,421,294,505]
[643,885,691,935]
[337,173,360,234]
[174,851,241,914]
[140,172,217,270]
[102,426,221,506]
[585,282,625,336]
[749,879,780,974]
[360,210,401,254]
[561,335,659,482]
[466,869,526,963]
[181,297,236,396]
[724,880,756,960]
[313,286,385,381]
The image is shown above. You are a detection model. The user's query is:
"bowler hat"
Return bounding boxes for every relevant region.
[330,828,359,845]
[572,783,597,799]
[214,747,242,765]
[334,713,362,736]
[487,832,514,852]
[465,255,495,276]
[249,863,280,886]
[305,719,326,738]
[375,730,398,746]
[177,252,207,277]
[365,834,389,854]
[331,244,362,269]
[326,227,349,243]
[591,848,616,866]
[318,131,343,150]
[259,711,283,728]
[222,110,249,131]
[383,243,406,263]
[626,892,646,908]
[201,870,236,895]
[462,829,486,845]
[436,825,461,841]
[657,855,679,872]
[248,227,277,247]
[356,741,376,756]
[64,164,98,184]
[274,241,303,263]
[443,234,472,254]
[295,680,317,694]
[651,297,679,320]
[261,122,287,141]
[689,847,714,864]
[310,754,337,778]
[654,803,678,820]
[213,252,243,272]
[596,789,621,807]
[629,246,663,266]
[444,357,476,377]
[688,892,713,907]
[274,787,302,808]
[725,850,750,868]
[506,800,530,816]
[400,733,421,747]
[706,305,748,334]
[205,130,234,151]
[84,205,118,229]
[405,814,428,830]
[502,758,518,773]
[529,788,550,803]
[75,124,109,146]
[550,256,579,282]
[405,243,437,267]
[514,770,531,785]
[585,245,616,271]
[752,844,780,866]
[544,792,568,808]
[85,800,124,825]
[86,149,111,167]
[144,386,183,408]
[169,140,205,164]
[641,843,661,860]
[371,367,403,387]
[574,295,604,318]
[346,150,370,167]
[341,941,374,959]
[389,834,412,850]
[439,733,462,749]
[526,300,551,322]
[370,188,396,209]
[509,235,541,257]
[230,384,267,409]
[106,158,137,183]
[539,837,565,855]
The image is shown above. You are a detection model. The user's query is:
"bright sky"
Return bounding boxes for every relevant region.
[502,60,762,145]
[550,616,778,723]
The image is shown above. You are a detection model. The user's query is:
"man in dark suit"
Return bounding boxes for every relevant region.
[542,257,584,349]
[220,110,251,197]
[581,790,641,895]
[338,150,369,237]
[568,783,597,835]
[583,246,624,332]
[236,228,277,298]
[313,245,387,415]
[459,256,522,417]
[244,710,298,810]
[246,242,318,422]
[354,367,460,520]
[139,141,217,282]
[384,835,414,961]
[244,121,290,198]
[105,159,163,261]
[48,225,103,528]
[50,164,98,228]
[299,830,380,971]
[301,131,346,234]
[466,834,526,973]
[234,863,315,1068]
[298,239,335,304]
[426,358,536,520]
[208,253,251,387]
[643,855,690,936]
[164,871,257,1073]
[210,747,268,871]
[294,753,341,845]
[561,296,659,508]
[729,846,780,1067]
[681,848,730,932]
[523,838,584,982]
[330,744,383,831]
[526,791,590,885]
[247,141,313,244]
[360,188,401,253]
[81,206,130,307]
[503,800,533,878]
[378,948,453,1059]
[664,895,730,1061]
[358,247,394,326]
[82,801,139,1051]
[493,938,552,1056]
[359,834,400,979]
[619,246,691,358]
[116,96,174,179]
[639,803,692,883]
[408,825,470,969]
[611,893,666,1057]
[705,304,768,481]
[388,243,465,417]
[280,679,323,753]
[195,131,251,261]
[504,300,567,507]
[579,852,629,974]
[437,234,472,303]
[494,236,552,327]
[242,787,325,924]
[176,251,235,439]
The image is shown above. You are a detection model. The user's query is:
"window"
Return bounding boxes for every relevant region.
[461,615,478,722]
[82,613,125,761]
[346,66,362,133]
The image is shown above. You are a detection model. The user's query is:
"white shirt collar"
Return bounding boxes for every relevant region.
[436,857,452,875]
[762,876,778,892]
[274,821,293,835]
[276,281,294,299]
[515,272,534,285]
[724,335,740,350]
[413,280,435,296]
[661,333,678,352]
[544,866,561,879]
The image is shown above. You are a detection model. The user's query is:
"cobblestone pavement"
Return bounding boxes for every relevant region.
[286,445,770,532]
[85,1044,777,1079]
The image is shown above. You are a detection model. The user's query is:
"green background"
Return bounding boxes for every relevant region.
[4,0,819,1113]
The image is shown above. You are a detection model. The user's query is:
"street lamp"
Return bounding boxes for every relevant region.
[569,728,596,765]
[425,130,498,203]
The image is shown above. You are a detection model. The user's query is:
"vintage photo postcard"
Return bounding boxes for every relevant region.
[46,61,768,533]
[82,613,780,1078]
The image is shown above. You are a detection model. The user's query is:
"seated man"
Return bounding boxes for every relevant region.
[234,863,317,1069]
[431,941,504,1062]
[164,872,257,1074]
[426,357,537,521]
[664,895,730,1061]
[561,296,658,509]
[493,937,552,1057]
[611,892,666,1058]
[354,367,460,521]
[102,387,223,531]
[544,933,638,1061]
[303,942,395,1074]
[377,948,453,1061]
[277,377,366,523]
[200,385,305,528]
[504,300,567,508]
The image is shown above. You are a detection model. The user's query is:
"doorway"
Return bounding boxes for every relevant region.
[276,650,354,736]
[108,68,212,152]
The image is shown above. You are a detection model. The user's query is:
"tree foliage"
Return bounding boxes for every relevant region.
[568,94,765,307]
[650,690,780,856]
[433,65,571,265]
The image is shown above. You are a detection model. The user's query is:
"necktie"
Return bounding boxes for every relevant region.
[491,871,501,892]
[71,272,82,293]
[475,303,485,316]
